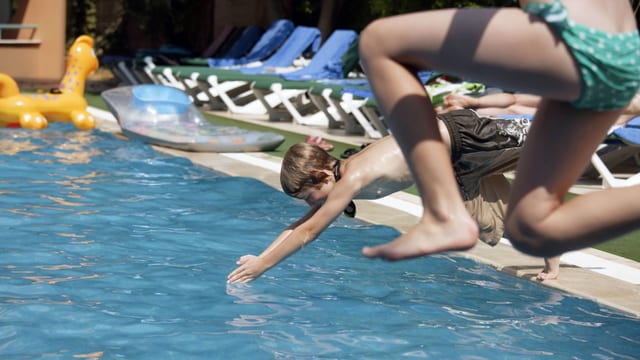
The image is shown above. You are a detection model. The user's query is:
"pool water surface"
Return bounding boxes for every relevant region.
[0,124,638,359]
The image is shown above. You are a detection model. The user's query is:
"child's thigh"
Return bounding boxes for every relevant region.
[368,7,582,102]
[510,100,621,205]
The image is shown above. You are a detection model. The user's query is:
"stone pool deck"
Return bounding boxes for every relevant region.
[93,109,640,318]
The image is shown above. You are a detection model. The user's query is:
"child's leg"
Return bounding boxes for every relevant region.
[505,101,640,257]
[471,104,537,117]
[442,93,484,110]
[623,93,640,115]
[359,13,481,260]
[513,94,542,108]
[359,7,583,260]
[444,93,540,112]
[537,256,560,281]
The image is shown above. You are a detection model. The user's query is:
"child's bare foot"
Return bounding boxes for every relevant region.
[536,256,560,281]
[536,270,558,281]
[362,215,478,260]
[443,93,478,111]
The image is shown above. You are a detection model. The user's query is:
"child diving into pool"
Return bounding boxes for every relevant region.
[227,109,557,283]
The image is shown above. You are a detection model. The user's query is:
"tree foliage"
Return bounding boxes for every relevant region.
[69,0,640,57]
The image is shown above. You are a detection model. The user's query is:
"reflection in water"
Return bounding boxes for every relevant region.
[0,138,39,155]
[0,128,104,222]
[0,127,107,325]
[225,283,344,356]
[55,171,102,191]
[226,283,313,327]
[39,194,85,207]
[24,273,102,285]
[0,127,102,163]
[71,351,104,360]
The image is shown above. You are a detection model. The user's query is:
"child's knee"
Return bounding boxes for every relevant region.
[505,215,560,258]
[359,20,388,60]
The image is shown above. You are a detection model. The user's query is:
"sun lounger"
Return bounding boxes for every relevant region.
[197,26,322,114]
[249,29,360,127]
[308,72,461,139]
[111,24,264,88]
[201,24,240,58]
[589,116,640,188]
[154,26,323,114]
[457,111,640,189]
[135,44,194,66]
[493,113,640,189]
[140,62,214,106]
[208,19,294,67]
[177,25,264,67]
[101,55,139,86]
[306,79,371,134]
[142,25,318,107]
[304,81,383,138]
[113,19,290,87]
[142,20,289,86]
[235,26,321,74]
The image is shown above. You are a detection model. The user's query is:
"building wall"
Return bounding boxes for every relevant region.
[0,0,284,86]
[0,0,66,87]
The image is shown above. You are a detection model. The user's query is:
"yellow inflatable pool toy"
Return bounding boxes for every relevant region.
[0,35,99,130]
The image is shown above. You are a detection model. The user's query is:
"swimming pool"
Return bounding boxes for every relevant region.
[0,124,638,359]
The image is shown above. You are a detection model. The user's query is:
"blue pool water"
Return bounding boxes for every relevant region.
[0,124,638,359]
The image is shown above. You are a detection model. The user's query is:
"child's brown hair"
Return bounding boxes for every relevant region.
[280,143,337,197]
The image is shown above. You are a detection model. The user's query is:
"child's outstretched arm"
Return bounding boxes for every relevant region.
[227,206,319,283]
[227,192,354,283]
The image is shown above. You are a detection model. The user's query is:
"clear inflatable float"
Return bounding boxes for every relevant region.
[101,85,285,152]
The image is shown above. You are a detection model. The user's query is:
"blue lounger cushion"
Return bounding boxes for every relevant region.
[612,115,640,145]
[280,29,359,81]
[209,19,294,67]
[239,26,322,75]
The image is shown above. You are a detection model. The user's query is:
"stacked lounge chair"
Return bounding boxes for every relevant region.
[178,25,264,67]
[170,25,323,114]
[145,19,295,88]
[303,73,486,139]
[485,113,640,189]
[249,29,361,127]
[107,24,264,86]
[589,116,640,188]
[148,23,320,110]
[208,19,294,67]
